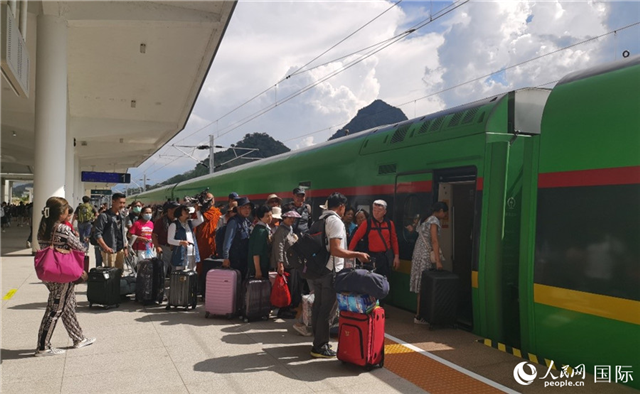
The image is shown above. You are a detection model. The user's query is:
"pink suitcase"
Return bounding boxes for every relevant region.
[204,268,241,318]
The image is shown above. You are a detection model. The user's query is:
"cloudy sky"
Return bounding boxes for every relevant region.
[129,0,640,187]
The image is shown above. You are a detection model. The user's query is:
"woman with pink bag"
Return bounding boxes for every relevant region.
[35,197,96,357]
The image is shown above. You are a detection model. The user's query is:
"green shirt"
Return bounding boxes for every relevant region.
[248,223,271,277]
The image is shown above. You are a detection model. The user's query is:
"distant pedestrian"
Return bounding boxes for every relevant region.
[94,193,129,272]
[152,201,179,275]
[248,205,272,279]
[129,206,155,260]
[76,196,96,249]
[266,194,282,208]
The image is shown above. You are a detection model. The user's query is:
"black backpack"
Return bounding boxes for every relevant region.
[286,218,330,280]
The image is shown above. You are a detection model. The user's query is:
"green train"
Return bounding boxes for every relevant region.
[135,56,640,387]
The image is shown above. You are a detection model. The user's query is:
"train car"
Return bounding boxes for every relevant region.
[133,56,639,388]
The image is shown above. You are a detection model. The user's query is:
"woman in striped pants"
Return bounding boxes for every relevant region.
[35,197,96,357]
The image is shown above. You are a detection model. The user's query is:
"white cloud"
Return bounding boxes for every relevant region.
[137,0,639,184]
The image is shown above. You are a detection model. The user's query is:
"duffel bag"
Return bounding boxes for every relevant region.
[334,268,390,299]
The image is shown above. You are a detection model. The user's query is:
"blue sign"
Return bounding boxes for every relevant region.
[81,171,131,184]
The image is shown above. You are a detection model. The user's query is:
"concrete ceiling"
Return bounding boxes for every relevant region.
[1,1,236,180]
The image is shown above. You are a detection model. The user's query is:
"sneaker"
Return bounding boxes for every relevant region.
[310,345,336,359]
[414,317,429,325]
[73,337,96,349]
[293,323,313,337]
[35,348,65,357]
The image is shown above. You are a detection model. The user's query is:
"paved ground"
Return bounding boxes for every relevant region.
[1,226,636,393]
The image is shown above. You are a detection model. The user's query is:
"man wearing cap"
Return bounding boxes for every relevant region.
[152,201,179,275]
[348,199,400,279]
[222,197,252,279]
[289,188,312,236]
[266,194,282,208]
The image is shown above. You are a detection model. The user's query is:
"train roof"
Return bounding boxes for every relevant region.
[557,54,640,86]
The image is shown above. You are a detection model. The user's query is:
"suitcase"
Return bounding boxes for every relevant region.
[87,267,122,309]
[337,308,385,369]
[419,269,459,327]
[135,258,165,304]
[166,270,198,310]
[242,278,271,322]
[204,268,241,318]
[120,275,136,296]
[199,258,224,297]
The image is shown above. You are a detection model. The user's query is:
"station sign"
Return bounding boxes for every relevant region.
[82,171,131,184]
[91,189,112,196]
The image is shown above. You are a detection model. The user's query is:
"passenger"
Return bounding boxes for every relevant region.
[35,197,95,357]
[310,192,370,358]
[270,206,282,234]
[266,193,282,208]
[217,200,238,229]
[76,196,96,249]
[152,201,179,275]
[129,206,155,260]
[348,200,400,279]
[227,192,239,209]
[248,205,272,279]
[195,193,222,262]
[168,204,204,271]
[289,188,312,236]
[410,201,448,325]
[355,209,369,227]
[271,209,301,319]
[221,197,252,279]
[343,206,357,245]
[94,193,129,272]
[0,202,5,232]
[125,201,142,231]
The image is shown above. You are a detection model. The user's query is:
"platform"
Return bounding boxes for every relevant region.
[1,227,635,393]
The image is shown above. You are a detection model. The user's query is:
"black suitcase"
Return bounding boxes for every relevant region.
[199,258,224,297]
[87,267,122,309]
[135,258,165,304]
[419,269,459,327]
[167,270,198,310]
[242,278,271,322]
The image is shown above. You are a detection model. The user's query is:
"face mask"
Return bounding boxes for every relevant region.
[142,213,152,221]
[133,207,142,214]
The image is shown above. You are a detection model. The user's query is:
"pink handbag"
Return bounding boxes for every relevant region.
[34,231,85,283]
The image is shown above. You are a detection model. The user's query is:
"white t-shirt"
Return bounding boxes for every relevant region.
[322,210,345,272]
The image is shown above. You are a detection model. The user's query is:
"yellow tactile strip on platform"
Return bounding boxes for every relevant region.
[384,338,503,394]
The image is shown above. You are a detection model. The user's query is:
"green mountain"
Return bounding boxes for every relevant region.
[154,133,290,188]
[328,99,407,140]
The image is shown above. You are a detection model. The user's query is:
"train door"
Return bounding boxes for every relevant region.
[434,168,476,330]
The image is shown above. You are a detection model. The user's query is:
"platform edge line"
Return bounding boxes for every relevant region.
[385,334,521,394]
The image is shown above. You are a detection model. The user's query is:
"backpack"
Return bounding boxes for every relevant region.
[357,218,391,253]
[286,218,330,280]
[215,225,226,258]
[78,203,94,223]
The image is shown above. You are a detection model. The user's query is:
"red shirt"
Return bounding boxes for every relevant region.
[349,218,399,254]
[130,219,154,251]
[64,221,73,229]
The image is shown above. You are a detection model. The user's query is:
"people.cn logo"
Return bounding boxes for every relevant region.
[513,361,538,385]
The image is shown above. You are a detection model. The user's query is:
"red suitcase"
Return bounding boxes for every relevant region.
[337,307,385,369]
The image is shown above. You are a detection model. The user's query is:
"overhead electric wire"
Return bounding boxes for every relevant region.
[284,0,404,81]
[172,0,465,150]
[171,0,406,147]
[210,0,469,141]
[281,20,640,144]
